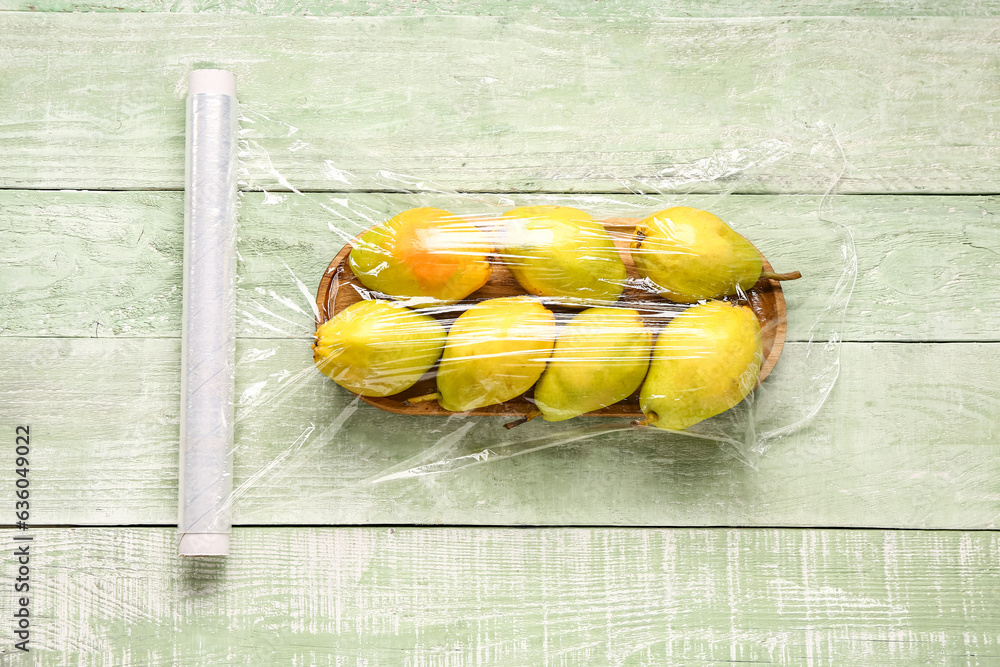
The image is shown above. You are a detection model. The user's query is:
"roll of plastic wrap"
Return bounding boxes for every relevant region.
[179,70,238,557]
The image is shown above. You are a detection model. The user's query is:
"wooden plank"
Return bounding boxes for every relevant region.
[2,527,998,664]
[0,14,998,193]
[4,0,998,17]
[0,191,183,338]
[4,190,999,342]
[2,338,998,528]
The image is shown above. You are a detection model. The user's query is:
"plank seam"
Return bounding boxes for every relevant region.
[5,524,1000,532]
[6,335,1000,344]
[2,186,1000,197]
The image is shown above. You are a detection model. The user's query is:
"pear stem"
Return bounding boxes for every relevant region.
[631,418,650,428]
[761,270,802,282]
[504,409,541,430]
[404,393,440,406]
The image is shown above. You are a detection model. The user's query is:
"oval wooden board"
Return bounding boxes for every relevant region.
[315,218,789,418]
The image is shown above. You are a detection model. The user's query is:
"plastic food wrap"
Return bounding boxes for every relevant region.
[314,205,791,429]
[179,70,238,556]
[225,117,854,507]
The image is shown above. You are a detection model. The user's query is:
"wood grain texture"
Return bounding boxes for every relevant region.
[0,191,183,338]
[0,5,995,658]
[2,337,997,528]
[0,14,998,193]
[5,191,998,342]
[0,527,997,665]
[4,0,998,16]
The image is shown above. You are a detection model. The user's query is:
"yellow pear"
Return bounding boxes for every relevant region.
[639,301,762,430]
[499,205,626,306]
[631,207,800,302]
[533,308,651,421]
[313,300,445,397]
[348,207,492,304]
[431,296,555,412]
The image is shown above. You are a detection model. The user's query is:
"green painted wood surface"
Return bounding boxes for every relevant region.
[1,14,998,194]
[3,338,997,527]
[5,0,998,16]
[0,527,997,665]
[4,190,999,342]
[0,3,998,662]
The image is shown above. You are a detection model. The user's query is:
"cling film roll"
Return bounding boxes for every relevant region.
[178,70,239,557]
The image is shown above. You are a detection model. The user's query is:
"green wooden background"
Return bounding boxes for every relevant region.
[1,1,998,664]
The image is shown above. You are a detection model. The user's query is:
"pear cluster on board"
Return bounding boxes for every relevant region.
[314,205,799,431]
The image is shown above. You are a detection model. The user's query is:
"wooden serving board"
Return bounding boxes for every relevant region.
[315,218,789,418]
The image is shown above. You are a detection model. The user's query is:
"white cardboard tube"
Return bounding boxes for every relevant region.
[179,70,238,557]
[189,69,237,97]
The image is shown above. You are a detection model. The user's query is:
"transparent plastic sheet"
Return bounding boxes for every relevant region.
[226,115,855,512]
[178,72,238,555]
